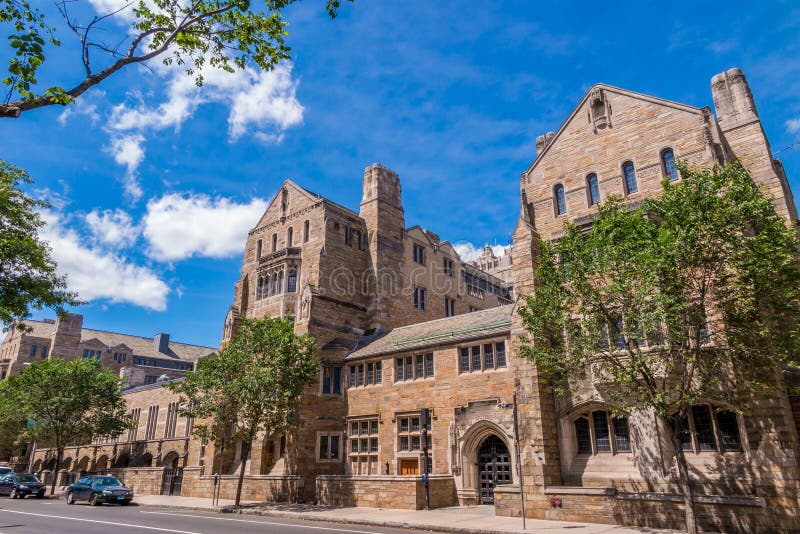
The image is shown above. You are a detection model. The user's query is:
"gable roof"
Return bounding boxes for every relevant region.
[346,305,513,360]
[523,83,705,177]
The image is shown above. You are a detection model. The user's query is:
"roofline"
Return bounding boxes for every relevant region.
[523,83,706,177]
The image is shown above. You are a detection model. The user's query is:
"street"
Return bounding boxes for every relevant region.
[0,498,412,534]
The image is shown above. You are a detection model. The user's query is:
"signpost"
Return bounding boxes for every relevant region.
[421,408,430,511]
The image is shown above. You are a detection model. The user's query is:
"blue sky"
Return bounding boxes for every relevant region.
[3,1,800,348]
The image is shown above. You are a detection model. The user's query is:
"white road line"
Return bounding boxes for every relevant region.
[0,509,203,534]
[141,511,388,534]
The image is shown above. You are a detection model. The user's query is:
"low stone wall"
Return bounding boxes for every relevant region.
[106,467,165,496]
[316,475,456,509]
[180,467,303,502]
[494,485,794,533]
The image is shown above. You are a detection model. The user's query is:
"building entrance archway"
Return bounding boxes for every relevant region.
[477,435,511,505]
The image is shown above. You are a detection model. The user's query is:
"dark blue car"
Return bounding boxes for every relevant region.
[67,476,133,506]
[0,472,45,499]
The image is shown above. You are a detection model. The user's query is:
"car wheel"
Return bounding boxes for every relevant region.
[120,500,130,506]
[9,488,17,499]
[35,493,44,499]
[66,492,75,505]
[88,493,99,506]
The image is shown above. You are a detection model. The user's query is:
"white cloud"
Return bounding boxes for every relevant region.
[105,134,145,201]
[85,208,139,248]
[453,242,509,262]
[142,193,269,262]
[58,96,102,126]
[40,211,169,311]
[787,118,800,134]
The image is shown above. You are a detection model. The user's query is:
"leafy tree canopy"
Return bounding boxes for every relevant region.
[4,358,132,493]
[169,315,318,505]
[1,0,350,118]
[0,160,78,327]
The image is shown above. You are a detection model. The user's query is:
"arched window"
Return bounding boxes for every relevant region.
[256,275,264,299]
[303,220,310,243]
[554,184,567,215]
[661,149,678,181]
[278,271,284,293]
[573,409,631,455]
[271,273,278,295]
[586,174,600,206]
[256,239,262,259]
[287,227,293,247]
[622,161,637,194]
[287,270,297,293]
[271,233,277,252]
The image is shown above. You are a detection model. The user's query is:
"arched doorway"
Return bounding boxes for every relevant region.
[477,435,511,505]
[160,452,182,496]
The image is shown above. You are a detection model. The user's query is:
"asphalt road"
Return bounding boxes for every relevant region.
[0,497,413,534]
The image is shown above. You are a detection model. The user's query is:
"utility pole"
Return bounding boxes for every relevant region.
[513,392,526,530]
[421,408,430,511]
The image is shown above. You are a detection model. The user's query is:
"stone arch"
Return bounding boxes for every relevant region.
[160,451,180,468]
[61,457,74,471]
[31,459,42,473]
[137,453,153,467]
[459,420,516,504]
[113,453,131,468]
[43,457,56,471]
[75,456,90,474]
[95,455,110,471]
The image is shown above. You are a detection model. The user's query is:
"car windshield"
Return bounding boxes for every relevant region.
[0,468,11,474]
[18,474,39,483]
[92,477,122,487]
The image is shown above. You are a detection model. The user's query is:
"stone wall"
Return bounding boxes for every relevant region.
[316,475,455,509]
[180,467,303,502]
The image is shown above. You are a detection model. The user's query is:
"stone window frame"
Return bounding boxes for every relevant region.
[144,405,159,441]
[412,243,426,265]
[347,361,382,389]
[553,183,567,216]
[28,344,37,358]
[394,410,433,475]
[347,415,380,475]
[287,227,294,247]
[444,296,455,317]
[256,239,263,259]
[586,173,601,206]
[113,352,127,364]
[271,233,278,253]
[321,365,343,395]
[678,404,744,454]
[413,286,427,310]
[660,147,680,182]
[457,339,508,374]
[442,257,455,277]
[394,353,433,383]
[570,407,632,457]
[303,220,310,243]
[316,431,344,463]
[622,160,638,195]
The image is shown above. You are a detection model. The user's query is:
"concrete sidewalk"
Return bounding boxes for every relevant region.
[132,494,676,533]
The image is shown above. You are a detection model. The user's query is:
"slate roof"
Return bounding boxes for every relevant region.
[19,320,216,362]
[345,305,513,360]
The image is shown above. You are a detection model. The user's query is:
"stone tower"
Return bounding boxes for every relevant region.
[359,163,405,328]
[49,313,83,361]
[711,67,798,221]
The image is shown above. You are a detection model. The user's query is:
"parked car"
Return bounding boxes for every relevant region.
[0,472,45,499]
[66,476,133,506]
[0,467,12,477]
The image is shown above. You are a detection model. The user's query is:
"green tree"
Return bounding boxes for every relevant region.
[5,358,132,494]
[1,0,350,118]
[0,160,78,328]
[519,161,800,534]
[0,379,26,460]
[169,316,318,506]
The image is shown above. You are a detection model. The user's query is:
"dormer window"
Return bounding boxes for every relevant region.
[622,161,638,194]
[554,184,567,215]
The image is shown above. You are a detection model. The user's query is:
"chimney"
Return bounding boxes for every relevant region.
[154,333,170,354]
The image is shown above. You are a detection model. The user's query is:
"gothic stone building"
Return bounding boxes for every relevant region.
[31,67,800,532]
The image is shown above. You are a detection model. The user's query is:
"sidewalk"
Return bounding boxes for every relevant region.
[132,494,677,533]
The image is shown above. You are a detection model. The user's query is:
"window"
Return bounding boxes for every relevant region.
[303,220,310,243]
[661,149,678,181]
[318,433,341,461]
[144,375,158,385]
[287,227,293,247]
[573,409,631,455]
[40,346,48,358]
[554,184,566,215]
[679,405,742,453]
[344,225,352,246]
[443,258,454,276]
[271,233,277,252]
[164,402,178,438]
[113,352,127,364]
[413,287,426,310]
[322,366,342,394]
[349,418,379,475]
[145,405,159,440]
[458,342,507,373]
[287,270,297,293]
[128,408,141,441]
[348,362,381,388]
[29,344,37,357]
[82,349,101,360]
[622,161,638,194]
[715,410,743,452]
[586,174,600,206]
[257,239,263,259]
[395,354,433,381]
[412,243,425,264]
[444,297,455,317]
[397,413,432,473]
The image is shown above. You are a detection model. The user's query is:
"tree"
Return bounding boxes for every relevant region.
[0,379,26,460]
[169,316,318,506]
[0,160,78,328]
[1,0,350,118]
[518,161,800,534]
[5,358,132,494]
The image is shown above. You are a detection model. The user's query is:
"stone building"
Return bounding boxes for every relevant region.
[0,313,215,387]
[30,67,800,532]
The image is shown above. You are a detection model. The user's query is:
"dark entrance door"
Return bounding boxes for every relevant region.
[478,435,511,505]
[161,458,183,496]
